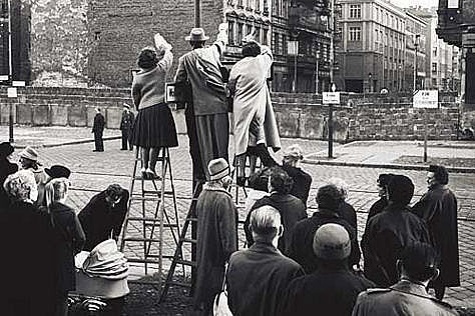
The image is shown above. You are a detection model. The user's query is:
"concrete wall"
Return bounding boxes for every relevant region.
[0,87,468,142]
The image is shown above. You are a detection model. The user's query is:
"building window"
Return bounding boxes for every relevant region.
[263,28,268,44]
[228,21,235,45]
[349,4,361,18]
[448,0,459,8]
[433,46,437,56]
[237,23,243,45]
[256,0,260,11]
[432,62,437,73]
[349,26,361,41]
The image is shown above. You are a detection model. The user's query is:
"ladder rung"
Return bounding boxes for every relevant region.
[144,222,179,228]
[122,237,162,242]
[186,217,198,223]
[130,197,161,202]
[147,254,175,259]
[142,190,161,195]
[165,281,192,288]
[127,258,162,264]
[128,279,161,285]
[181,238,197,244]
[175,259,196,267]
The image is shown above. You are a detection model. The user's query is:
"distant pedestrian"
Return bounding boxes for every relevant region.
[362,175,430,287]
[328,177,357,232]
[92,107,105,152]
[227,205,304,316]
[120,103,135,151]
[78,184,129,251]
[245,166,307,255]
[412,165,460,300]
[36,164,71,207]
[353,242,459,316]
[282,223,375,316]
[19,146,46,185]
[0,142,18,208]
[288,184,360,273]
[281,144,312,206]
[130,32,178,180]
[45,178,85,316]
[194,158,237,315]
[367,173,394,223]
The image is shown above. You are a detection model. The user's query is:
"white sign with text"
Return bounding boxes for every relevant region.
[413,90,439,108]
[322,92,340,104]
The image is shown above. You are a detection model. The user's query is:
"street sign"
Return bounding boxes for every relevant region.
[288,41,299,56]
[0,75,9,81]
[7,87,17,98]
[12,81,25,87]
[323,92,340,104]
[413,90,439,108]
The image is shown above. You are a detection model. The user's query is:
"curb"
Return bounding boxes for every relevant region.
[13,135,122,149]
[303,158,475,174]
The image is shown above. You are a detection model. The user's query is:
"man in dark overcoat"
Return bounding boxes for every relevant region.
[412,165,459,300]
[92,107,105,152]
[362,175,430,287]
[78,184,129,251]
[174,25,229,184]
[194,158,237,315]
[120,103,135,151]
[227,205,304,316]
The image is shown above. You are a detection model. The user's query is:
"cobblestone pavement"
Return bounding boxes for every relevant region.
[5,131,475,309]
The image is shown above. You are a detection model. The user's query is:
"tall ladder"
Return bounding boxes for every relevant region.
[120,147,181,286]
[159,181,204,302]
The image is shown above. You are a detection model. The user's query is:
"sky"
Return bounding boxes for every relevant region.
[389,0,439,8]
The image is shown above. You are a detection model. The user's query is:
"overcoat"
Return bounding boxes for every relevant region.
[228,45,281,156]
[194,185,238,309]
[412,184,460,287]
[281,164,312,206]
[0,158,17,208]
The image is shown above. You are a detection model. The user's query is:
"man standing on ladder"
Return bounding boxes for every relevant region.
[194,158,237,315]
[174,24,229,187]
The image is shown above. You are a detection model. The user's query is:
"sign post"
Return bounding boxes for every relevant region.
[323,90,340,158]
[413,90,439,162]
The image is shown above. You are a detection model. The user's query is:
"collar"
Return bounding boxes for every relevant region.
[249,242,281,255]
[312,209,340,218]
[203,184,233,198]
[391,279,430,298]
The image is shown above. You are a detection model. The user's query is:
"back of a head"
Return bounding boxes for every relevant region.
[106,184,124,200]
[327,177,349,200]
[378,173,394,187]
[316,184,342,211]
[428,165,449,185]
[3,170,37,201]
[138,47,159,69]
[248,168,270,192]
[400,242,439,282]
[45,178,69,208]
[387,175,414,206]
[242,41,261,57]
[250,205,281,239]
[269,166,293,194]
[313,223,351,261]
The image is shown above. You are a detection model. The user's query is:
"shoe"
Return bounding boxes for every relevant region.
[146,168,161,180]
[93,149,99,152]
[120,148,127,150]
[140,168,148,180]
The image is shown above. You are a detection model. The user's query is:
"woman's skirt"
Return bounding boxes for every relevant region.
[131,103,178,148]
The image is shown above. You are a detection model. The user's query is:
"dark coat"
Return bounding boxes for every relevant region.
[92,113,105,133]
[281,164,312,206]
[367,197,388,224]
[78,190,129,251]
[412,184,460,287]
[227,242,304,316]
[281,266,375,316]
[49,201,86,292]
[120,110,135,131]
[0,200,55,315]
[194,185,238,309]
[0,158,17,208]
[245,193,307,255]
[361,203,430,287]
[288,209,361,273]
[337,201,358,233]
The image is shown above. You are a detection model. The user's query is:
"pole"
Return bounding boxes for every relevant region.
[194,0,201,27]
[8,0,13,143]
[293,52,297,93]
[413,35,419,92]
[328,104,333,158]
[315,52,319,94]
[423,110,428,162]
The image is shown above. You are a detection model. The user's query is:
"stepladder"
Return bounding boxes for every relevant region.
[120,147,181,286]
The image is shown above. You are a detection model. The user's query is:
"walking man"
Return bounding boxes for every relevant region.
[120,103,135,151]
[412,165,460,300]
[92,107,105,152]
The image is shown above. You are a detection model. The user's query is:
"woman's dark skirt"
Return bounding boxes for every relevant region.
[131,103,178,148]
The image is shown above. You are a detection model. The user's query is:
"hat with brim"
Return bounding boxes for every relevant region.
[208,158,230,181]
[313,223,351,260]
[19,146,38,161]
[0,142,14,157]
[45,165,71,179]
[185,28,209,42]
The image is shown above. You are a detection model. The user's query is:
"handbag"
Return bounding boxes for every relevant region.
[213,263,233,316]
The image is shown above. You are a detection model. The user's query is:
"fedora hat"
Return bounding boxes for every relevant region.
[208,158,230,181]
[185,28,209,42]
[0,142,14,157]
[19,146,38,161]
[45,165,71,179]
[313,223,351,260]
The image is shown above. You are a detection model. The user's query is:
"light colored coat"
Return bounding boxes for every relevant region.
[228,46,281,156]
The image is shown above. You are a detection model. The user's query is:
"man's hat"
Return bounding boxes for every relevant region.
[19,146,38,161]
[185,28,209,42]
[123,103,130,109]
[283,145,303,160]
[208,158,230,181]
[0,142,14,157]
[45,165,71,179]
[313,223,351,260]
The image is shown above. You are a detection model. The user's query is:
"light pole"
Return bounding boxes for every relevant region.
[413,34,420,92]
[194,0,201,27]
[7,0,13,143]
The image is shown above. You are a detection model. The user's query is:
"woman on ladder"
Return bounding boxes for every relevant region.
[131,32,178,179]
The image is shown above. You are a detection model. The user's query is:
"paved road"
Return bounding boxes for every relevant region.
[17,135,475,308]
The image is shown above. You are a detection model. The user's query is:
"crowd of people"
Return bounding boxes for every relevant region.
[0,144,129,316]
